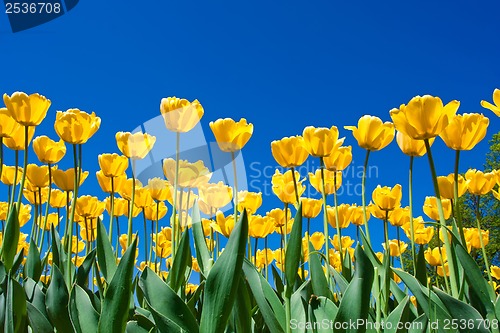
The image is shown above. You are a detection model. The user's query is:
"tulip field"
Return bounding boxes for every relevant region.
[0,90,500,333]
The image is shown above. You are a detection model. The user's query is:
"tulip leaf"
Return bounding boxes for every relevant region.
[242,259,285,333]
[168,227,191,292]
[359,229,382,269]
[330,265,349,295]
[0,206,19,271]
[24,239,41,282]
[96,219,117,283]
[291,288,308,333]
[308,296,338,333]
[125,321,151,333]
[334,244,374,333]
[50,227,66,274]
[26,303,53,333]
[139,267,199,333]
[308,243,331,300]
[45,265,73,333]
[285,203,302,298]
[4,275,27,333]
[76,249,96,288]
[271,265,284,298]
[409,314,428,333]
[385,296,410,333]
[10,249,24,276]
[191,201,211,275]
[24,277,49,319]
[98,235,137,333]
[233,276,252,333]
[199,209,248,333]
[433,287,490,333]
[69,284,99,333]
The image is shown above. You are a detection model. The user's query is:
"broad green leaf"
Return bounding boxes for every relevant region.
[291,290,308,333]
[139,267,199,333]
[76,249,96,287]
[50,227,66,274]
[308,243,331,300]
[4,276,27,333]
[285,204,302,298]
[334,245,374,333]
[385,296,410,333]
[359,229,382,269]
[331,266,349,295]
[191,201,211,275]
[309,296,338,333]
[242,260,285,333]
[45,265,73,332]
[25,240,41,282]
[199,209,248,333]
[415,245,427,288]
[168,228,191,292]
[1,206,19,270]
[96,219,117,283]
[233,276,252,333]
[26,303,53,333]
[409,314,428,333]
[10,249,24,275]
[24,278,49,319]
[98,236,137,333]
[126,321,151,333]
[271,265,284,298]
[69,284,99,333]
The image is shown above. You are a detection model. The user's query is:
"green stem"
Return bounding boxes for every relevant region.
[475,195,494,289]
[424,139,458,297]
[231,151,239,220]
[9,149,19,209]
[290,167,300,205]
[16,126,29,211]
[66,144,80,284]
[108,177,114,243]
[143,208,148,263]
[170,132,180,258]
[361,150,371,243]
[265,236,269,280]
[127,159,136,246]
[453,150,466,245]
[333,172,343,267]
[408,156,417,274]
[319,157,331,286]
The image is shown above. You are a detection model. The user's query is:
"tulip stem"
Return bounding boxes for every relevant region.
[284,203,289,250]
[319,157,331,287]
[290,167,300,205]
[475,195,494,291]
[437,229,450,293]
[254,238,258,266]
[39,164,53,251]
[265,236,269,280]
[108,177,114,243]
[0,138,3,188]
[231,151,238,220]
[396,227,404,271]
[171,132,180,259]
[66,144,81,284]
[127,159,136,247]
[408,156,417,274]
[453,150,466,245]
[333,172,343,270]
[9,150,19,210]
[16,126,29,211]
[424,139,458,298]
[154,202,159,272]
[361,150,371,244]
[143,208,148,263]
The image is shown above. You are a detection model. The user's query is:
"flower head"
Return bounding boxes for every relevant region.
[115,132,156,160]
[160,97,204,133]
[54,108,101,144]
[33,136,66,164]
[439,113,489,150]
[3,92,51,126]
[481,88,500,117]
[344,115,394,151]
[271,136,309,168]
[210,118,253,152]
[302,126,344,157]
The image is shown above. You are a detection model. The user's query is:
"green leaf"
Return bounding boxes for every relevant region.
[191,201,212,275]
[139,267,199,333]
[385,296,410,333]
[242,260,285,333]
[76,249,96,287]
[45,265,73,332]
[309,296,338,333]
[69,284,99,333]
[96,219,117,283]
[291,286,308,333]
[50,227,66,275]
[415,245,427,288]
[26,303,53,333]
[409,314,428,333]
[1,206,19,271]
[98,235,137,333]
[285,204,302,298]
[4,276,27,333]
[233,276,252,333]
[25,239,42,282]
[199,209,249,333]
[308,243,331,300]
[24,278,49,319]
[271,265,284,298]
[168,228,191,292]
[126,321,151,333]
[334,245,374,333]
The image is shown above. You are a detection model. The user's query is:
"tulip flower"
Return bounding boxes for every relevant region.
[145,178,172,202]
[307,232,325,251]
[32,136,66,164]
[98,153,129,177]
[439,113,489,151]
[104,197,129,217]
[372,184,402,212]
[350,204,370,226]
[76,195,106,219]
[248,215,275,238]
[54,108,101,144]
[144,202,168,221]
[52,168,89,191]
[96,171,127,194]
[199,181,233,209]
[300,198,322,219]
[271,169,305,204]
[308,169,342,195]
[382,240,408,257]
[423,196,452,221]
[491,265,500,280]
[237,191,263,215]
[167,189,198,211]
[388,206,410,227]
[0,108,20,138]
[271,136,309,168]
[424,247,447,267]
[266,207,292,228]
[209,118,253,153]
[25,164,52,188]
[396,131,433,157]
[390,95,460,140]
[49,189,72,209]
[323,146,352,171]
[326,204,352,229]
[465,169,497,196]
[162,159,212,189]
[3,125,35,150]
[134,187,154,209]
[212,211,236,238]
[437,174,468,200]
[302,126,344,157]
[330,235,355,252]
[118,178,142,201]
[344,115,395,151]
[3,92,51,126]
[115,132,156,160]
[481,88,500,117]
[160,97,204,133]
[0,166,23,186]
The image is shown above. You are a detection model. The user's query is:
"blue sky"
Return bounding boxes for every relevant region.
[1,0,499,256]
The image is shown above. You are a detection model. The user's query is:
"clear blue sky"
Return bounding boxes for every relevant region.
[1,0,499,255]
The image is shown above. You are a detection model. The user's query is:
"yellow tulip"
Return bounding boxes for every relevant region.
[328,250,342,272]
[26,164,52,188]
[266,207,292,228]
[368,203,388,220]
[465,169,496,196]
[167,188,197,211]
[388,206,410,227]
[271,169,305,204]
[330,235,354,252]
[32,136,66,164]
[403,217,434,245]
[160,97,204,133]
[390,95,460,140]
[23,186,49,205]
[0,202,8,220]
[209,118,253,152]
[191,257,200,273]
[351,203,370,226]
[96,171,127,194]
[255,249,274,269]
[3,92,51,126]
[308,169,342,195]
[307,232,325,250]
[326,204,352,229]
[248,215,275,238]
[54,108,101,144]
[36,213,59,231]
[0,165,23,185]
[275,219,293,235]
[118,178,143,201]
[185,283,198,295]
[134,187,154,209]
[0,108,20,138]
[481,88,500,117]
[49,189,72,208]
[237,191,263,215]
[62,235,86,254]
[464,227,489,249]
[75,195,106,219]
[199,181,233,209]
[345,115,394,151]
[382,240,408,256]
[271,136,309,168]
[52,168,89,191]
[145,178,172,202]
[437,263,450,277]
[119,234,138,254]
[162,158,212,189]
[439,113,489,150]
[212,211,235,238]
[424,247,447,267]
[302,126,344,157]
[372,184,402,211]
[437,174,468,199]
[323,146,352,171]
[144,202,168,221]
[18,204,32,227]
[491,265,500,280]
[396,131,433,157]
[115,132,156,160]
[273,249,285,271]
[80,227,97,242]
[3,125,35,150]
[423,196,452,221]
[300,198,322,219]
[98,153,129,177]
[104,197,129,217]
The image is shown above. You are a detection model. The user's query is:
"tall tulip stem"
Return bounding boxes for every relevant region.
[475,195,494,288]
[231,151,238,220]
[66,144,81,284]
[453,150,466,244]
[127,159,137,247]
[108,177,114,243]
[424,139,458,297]
[16,126,29,211]
[319,157,331,286]
[333,172,343,267]
[290,167,300,205]
[408,156,417,274]
[361,150,371,243]
[170,132,180,259]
